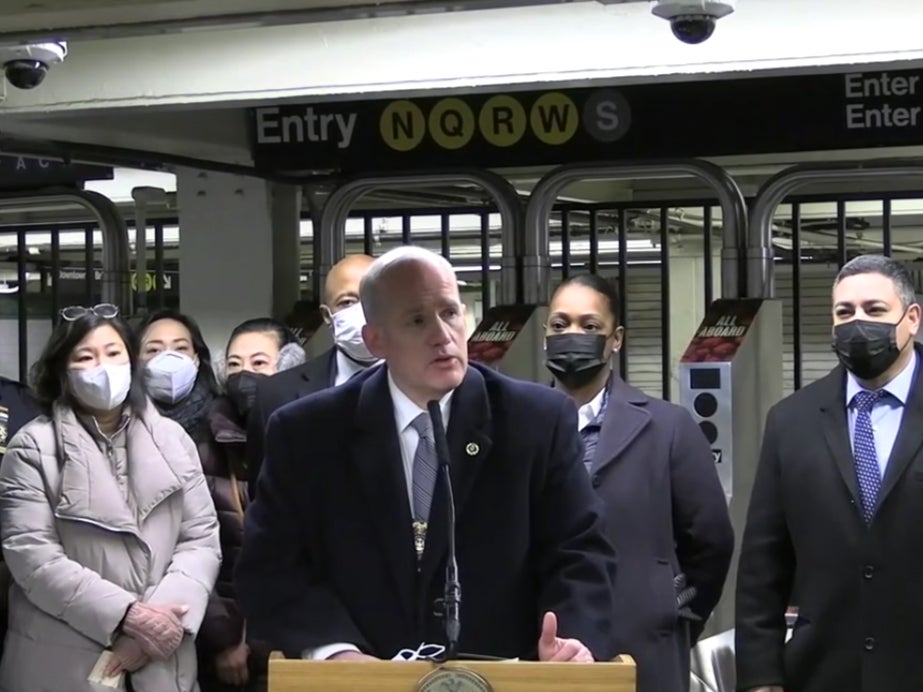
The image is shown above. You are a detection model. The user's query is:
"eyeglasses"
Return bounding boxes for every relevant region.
[59,303,120,322]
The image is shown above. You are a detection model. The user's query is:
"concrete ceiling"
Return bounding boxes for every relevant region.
[0,0,641,41]
[2,0,922,222]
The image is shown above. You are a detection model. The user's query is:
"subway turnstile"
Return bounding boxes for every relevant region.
[678,298,783,637]
[467,304,549,384]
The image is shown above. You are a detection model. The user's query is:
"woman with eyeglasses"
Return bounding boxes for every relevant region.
[0,304,221,691]
[136,309,220,445]
[544,275,734,692]
[195,317,304,692]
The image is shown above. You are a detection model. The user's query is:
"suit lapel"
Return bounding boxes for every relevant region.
[419,367,493,594]
[879,354,923,507]
[818,367,863,509]
[591,374,651,475]
[295,348,337,400]
[351,366,417,626]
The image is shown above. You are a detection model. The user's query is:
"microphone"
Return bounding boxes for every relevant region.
[427,399,461,661]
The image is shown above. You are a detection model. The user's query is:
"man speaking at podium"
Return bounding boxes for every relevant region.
[236,246,618,663]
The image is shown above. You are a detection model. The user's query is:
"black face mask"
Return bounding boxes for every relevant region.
[225,371,267,420]
[832,317,906,381]
[545,333,610,390]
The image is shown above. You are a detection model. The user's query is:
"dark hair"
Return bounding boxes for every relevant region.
[552,273,622,325]
[226,317,298,354]
[835,254,918,309]
[30,314,148,416]
[135,309,219,396]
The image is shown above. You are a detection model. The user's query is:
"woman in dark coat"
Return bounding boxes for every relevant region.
[544,274,734,692]
[197,317,305,692]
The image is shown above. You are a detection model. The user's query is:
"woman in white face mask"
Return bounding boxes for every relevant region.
[0,304,221,692]
[137,310,219,444]
[197,318,304,692]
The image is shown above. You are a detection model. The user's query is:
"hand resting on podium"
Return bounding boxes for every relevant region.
[313,611,593,663]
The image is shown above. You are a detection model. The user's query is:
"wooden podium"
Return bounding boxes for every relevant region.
[268,653,637,691]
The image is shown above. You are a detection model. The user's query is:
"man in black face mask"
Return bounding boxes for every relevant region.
[737,254,923,692]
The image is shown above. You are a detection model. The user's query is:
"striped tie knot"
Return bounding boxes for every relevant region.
[410,412,432,438]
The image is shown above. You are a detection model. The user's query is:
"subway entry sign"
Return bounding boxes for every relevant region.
[251,88,631,172]
[250,66,923,173]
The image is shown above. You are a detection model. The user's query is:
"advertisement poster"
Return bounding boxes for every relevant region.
[681,299,764,363]
[467,304,536,368]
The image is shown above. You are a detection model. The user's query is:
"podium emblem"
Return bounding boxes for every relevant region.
[417,666,492,692]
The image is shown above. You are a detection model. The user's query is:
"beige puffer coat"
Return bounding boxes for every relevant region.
[0,400,221,692]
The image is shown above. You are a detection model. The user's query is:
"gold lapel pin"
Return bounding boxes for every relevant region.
[465,442,479,456]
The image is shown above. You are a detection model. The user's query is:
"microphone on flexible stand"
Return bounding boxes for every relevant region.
[427,400,461,661]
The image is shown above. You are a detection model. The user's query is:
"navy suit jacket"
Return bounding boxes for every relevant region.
[736,345,923,692]
[589,374,733,692]
[235,362,618,660]
[246,348,337,497]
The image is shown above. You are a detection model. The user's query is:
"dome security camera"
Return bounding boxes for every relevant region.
[651,1,736,44]
[0,42,67,90]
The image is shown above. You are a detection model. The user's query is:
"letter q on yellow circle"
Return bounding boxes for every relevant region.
[428,98,475,150]
[379,100,426,152]
[478,95,527,147]
[530,92,579,146]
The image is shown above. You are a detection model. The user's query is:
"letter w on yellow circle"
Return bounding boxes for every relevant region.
[530,92,579,146]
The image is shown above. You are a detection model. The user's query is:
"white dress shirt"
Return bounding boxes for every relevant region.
[388,372,453,508]
[333,349,372,386]
[577,385,607,432]
[845,349,917,476]
[304,373,454,661]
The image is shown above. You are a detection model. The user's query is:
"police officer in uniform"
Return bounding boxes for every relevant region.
[0,374,39,660]
[0,375,39,462]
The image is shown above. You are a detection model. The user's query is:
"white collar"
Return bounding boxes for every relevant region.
[845,348,917,407]
[577,384,607,431]
[335,349,372,385]
[387,371,454,432]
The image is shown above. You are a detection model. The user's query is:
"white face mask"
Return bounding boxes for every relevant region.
[144,350,198,404]
[392,642,446,661]
[68,362,133,412]
[331,302,378,364]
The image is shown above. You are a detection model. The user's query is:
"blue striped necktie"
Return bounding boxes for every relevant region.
[410,413,438,522]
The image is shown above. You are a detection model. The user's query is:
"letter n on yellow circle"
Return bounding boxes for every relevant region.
[380,100,426,152]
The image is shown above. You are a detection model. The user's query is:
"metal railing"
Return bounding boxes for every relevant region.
[0,190,129,381]
[316,170,523,305]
